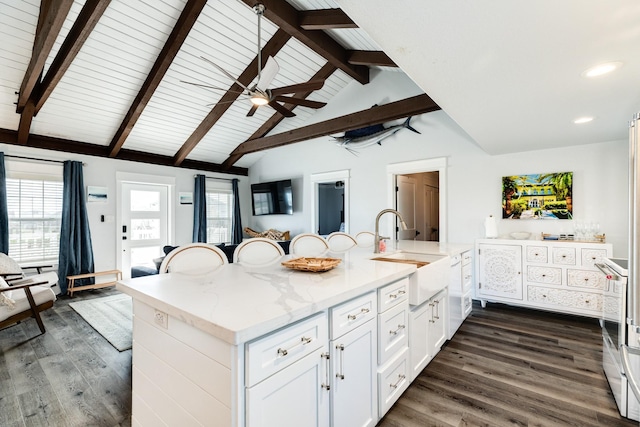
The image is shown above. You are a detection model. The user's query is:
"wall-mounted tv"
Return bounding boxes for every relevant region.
[251,179,293,215]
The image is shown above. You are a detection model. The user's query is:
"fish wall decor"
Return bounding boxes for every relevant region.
[333,116,420,154]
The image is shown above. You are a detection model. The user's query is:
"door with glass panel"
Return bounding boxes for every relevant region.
[120,182,169,279]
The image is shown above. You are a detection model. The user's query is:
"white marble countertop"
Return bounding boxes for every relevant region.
[390,240,473,257]
[116,242,473,345]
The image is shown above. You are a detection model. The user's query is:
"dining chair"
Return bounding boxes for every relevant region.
[233,238,286,267]
[159,243,228,274]
[289,233,330,257]
[326,232,358,253]
[355,231,376,248]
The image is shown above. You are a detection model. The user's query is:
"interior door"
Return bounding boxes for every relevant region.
[396,175,417,240]
[424,184,440,241]
[120,182,169,279]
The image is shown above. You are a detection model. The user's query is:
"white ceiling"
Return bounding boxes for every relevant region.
[337,0,640,154]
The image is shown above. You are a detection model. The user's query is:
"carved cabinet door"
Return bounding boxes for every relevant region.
[477,244,523,300]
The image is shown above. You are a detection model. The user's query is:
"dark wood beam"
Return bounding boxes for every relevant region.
[34,0,112,114]
[230,94,440,156]
[299,9,357,30]
[348,51,397,67]
[17,100,36,145]
[241,0,369,85]
[172,29,291,166]
[108,0,207,158]
[17,0,74,112]
[0,128,248,176]
[222,62,337,169]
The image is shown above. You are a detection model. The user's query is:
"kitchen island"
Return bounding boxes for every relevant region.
[117,242,471,426]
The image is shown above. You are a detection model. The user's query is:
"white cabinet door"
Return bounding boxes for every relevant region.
[429,289,447,355]
[477,243,523,300]
[331,319,377,427]
[246,347,330,427]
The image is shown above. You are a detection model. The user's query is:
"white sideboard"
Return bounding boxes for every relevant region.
[475,238,613,317]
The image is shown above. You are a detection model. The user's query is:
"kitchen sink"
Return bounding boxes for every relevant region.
[371,251,450,305]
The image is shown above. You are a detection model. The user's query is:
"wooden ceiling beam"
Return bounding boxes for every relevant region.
[172,29,292,166]
[0,128,248,176]
[16,0,74,112]
[348,50,397,67]
[222,62,338,169]
[299,9,357,30]
[229,94,441,156]
[34,0,112,114]
[241,0,369,85]
[108,0,207,158]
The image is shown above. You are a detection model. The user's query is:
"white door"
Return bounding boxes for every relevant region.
[396,175,417,240]
[424,185,440,241]
[120,182,169,279]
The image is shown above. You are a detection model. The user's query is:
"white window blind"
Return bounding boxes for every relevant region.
[206,181,233,244]
[5,161,63,263]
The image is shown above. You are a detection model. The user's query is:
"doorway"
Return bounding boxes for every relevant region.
[311,170,350,235]
[387,158,447,243]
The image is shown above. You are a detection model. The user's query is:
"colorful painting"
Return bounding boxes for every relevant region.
[502,172,573,219]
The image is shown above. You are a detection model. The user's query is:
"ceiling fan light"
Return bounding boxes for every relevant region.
[250,94,269,106]
[582,61,623,78]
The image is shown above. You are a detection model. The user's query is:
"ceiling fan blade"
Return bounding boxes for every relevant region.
[273,96,326,109]
[246,104,259,117]
[199,56,251,92]
[267,100,295,117]
[181,81,245,94]
[270,80,325,96]
[256,56,279,91]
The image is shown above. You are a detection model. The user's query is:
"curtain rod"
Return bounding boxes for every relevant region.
[194,175,238,182]
[4,154,86,166]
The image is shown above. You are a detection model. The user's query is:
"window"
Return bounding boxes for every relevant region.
[5,161,63,263]
[206,181,233,244]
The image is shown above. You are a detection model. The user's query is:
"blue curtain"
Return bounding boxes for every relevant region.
[193,174,207,243]
[231,178,243,244]
[58,161,94,294]
[0,153,8,254]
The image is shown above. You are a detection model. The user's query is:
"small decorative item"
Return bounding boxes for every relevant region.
[87,186,108,203]
[179,192,193,205]
[484,215,498,238]
[502,172,572,219]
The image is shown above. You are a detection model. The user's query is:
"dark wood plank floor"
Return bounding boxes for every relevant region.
[1,292,636,426]
[379,301,637,427]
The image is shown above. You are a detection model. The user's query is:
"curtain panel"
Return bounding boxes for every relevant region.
[0,153,8,254]
[58,161,95,293]
[193,174,207,243]
[231,178,243,245]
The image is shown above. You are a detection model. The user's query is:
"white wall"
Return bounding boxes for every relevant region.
[249,70,629,258]
[0,143,251,272]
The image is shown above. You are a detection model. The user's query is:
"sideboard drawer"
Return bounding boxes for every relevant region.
[526,265,562,285]
[526,246,548,263]
[552,247,576,265]
[567,269,608,291]
[527,286,602,313]
[581,248,609,268]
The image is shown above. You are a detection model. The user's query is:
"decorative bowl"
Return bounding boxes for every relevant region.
[510,232,531,240]
[282,257,341,272]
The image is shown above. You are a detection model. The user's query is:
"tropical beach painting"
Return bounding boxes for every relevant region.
[502,172,573,219]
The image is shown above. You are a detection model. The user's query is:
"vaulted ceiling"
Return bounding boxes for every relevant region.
[0,0,439,176]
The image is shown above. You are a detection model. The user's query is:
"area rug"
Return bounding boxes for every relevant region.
[69,294,132,351]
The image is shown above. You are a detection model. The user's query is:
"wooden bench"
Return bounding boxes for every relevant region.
[67,270,122,297]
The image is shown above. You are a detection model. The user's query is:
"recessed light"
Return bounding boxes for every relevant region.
[582,61,623,78]
[574,117,594,124]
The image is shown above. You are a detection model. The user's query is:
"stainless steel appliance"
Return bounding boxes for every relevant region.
[599,112,640,420]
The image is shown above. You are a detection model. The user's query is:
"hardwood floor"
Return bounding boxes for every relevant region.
[1,292,636,426]
[379,301,637,427]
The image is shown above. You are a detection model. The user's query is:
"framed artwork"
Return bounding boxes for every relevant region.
[502,172,573,219]
[87,186,108,203]
[179,192,193,205]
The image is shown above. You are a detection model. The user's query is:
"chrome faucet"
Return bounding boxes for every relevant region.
[374,209,408,253]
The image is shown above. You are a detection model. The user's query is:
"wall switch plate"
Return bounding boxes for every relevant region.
[154,309,168,329]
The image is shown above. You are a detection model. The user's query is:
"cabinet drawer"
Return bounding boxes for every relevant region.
[527,286,602,313]
[378,301,409,365]
[552,247,576,265]
[378,278,409,313]
[246,312,328,387]
[462,250,472,266]
[526,246,548,263]
[462,289,473,317]
[378,347,409,418]
[462,263,472,288]
[567,269,608,291]
[331,291,377,339]
[526,265,562,285]
[581,248,609,268]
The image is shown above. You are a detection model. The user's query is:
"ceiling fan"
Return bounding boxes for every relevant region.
[183,4,327,118]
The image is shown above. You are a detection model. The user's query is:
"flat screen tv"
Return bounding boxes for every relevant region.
[251,179,293,215]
